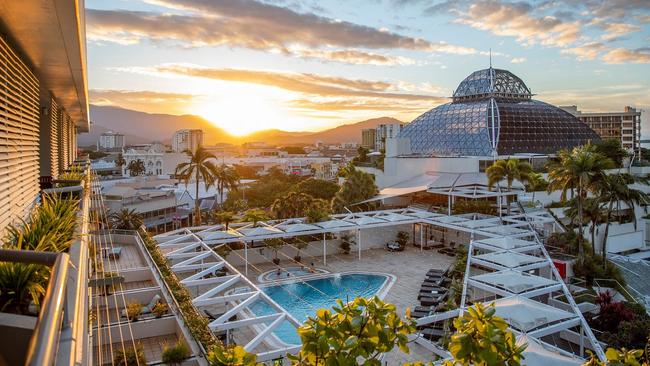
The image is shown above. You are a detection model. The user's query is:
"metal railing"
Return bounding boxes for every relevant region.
[0,249,69,366]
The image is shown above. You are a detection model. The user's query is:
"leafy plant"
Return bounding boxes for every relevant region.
[57,165,85,187]
[152,302,169,318]
[207,345,259,366]
[126,301,143,321]
[175,146,221,225]
[162,340,191,365]
[396,231,410,248]
[487,158,533,215]
[114,342,146,366]
[0,262,47,314]
[288,296,415,365]
[331,168,378,213]
[109,208,144,230]
[264,238,284,265]
[339,232,355,254]
[442,303,526,366]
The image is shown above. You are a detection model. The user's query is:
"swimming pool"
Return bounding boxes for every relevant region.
[249,273,390,345]
[258,266,328,282]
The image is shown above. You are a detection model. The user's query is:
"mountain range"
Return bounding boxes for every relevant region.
[79,105,402,147]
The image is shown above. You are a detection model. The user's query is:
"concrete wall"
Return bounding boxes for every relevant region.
[377,156,480,188]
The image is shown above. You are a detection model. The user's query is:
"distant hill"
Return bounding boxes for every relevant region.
[80,105,403,147]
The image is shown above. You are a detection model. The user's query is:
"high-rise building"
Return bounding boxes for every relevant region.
[361,128,376,150]
[561,105,642,158]
[97,131,125,151]
[375,123,403,152]
[172,129,203,153]
[0,1,89,231]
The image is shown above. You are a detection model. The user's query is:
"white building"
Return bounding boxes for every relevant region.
[172,129,203,153]
[375,123,403,151]
[97,131,125,151]
[123,145,164,176]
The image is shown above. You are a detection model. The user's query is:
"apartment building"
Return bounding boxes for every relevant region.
[375,123,403,151]
[561,105,642,158]
[97,131,125,151]
[171,129,203,153]
[123,145,165,176]
[0,0,89,232]
[362,128,377,150]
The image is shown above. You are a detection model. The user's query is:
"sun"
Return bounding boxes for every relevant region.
[195,92,288,136]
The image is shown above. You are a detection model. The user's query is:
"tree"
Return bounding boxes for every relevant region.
[288,296,415,365]
[175,146,220,225]
[594,139,628,168]
[233,164,259,179]
[331,169,378,213]
[271,192,329,219]
[565,198,603,253]
[486,158,533,215]
[207,346,259,366]
[305,202,330,223]
[116,153,126,168]
[215,211,236,230]
[353,146,370,163]
[547,145,614,255]
[596,173,649,266]
[242,208,269,227]
[525,172,548,202]
[442,303,526,366]
[215,164,239,205]
[127,159,145,176]
[109,208,144,230]
[292,178,340,201]
[264,238,284,265]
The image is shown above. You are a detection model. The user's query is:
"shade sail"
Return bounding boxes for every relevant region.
[488,296,576,332]
[471,269,557,294]
[475,236,538,250]
[517,335,583,366]
[474,251,546,268]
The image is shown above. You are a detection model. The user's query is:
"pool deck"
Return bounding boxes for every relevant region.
[235,245,455,363]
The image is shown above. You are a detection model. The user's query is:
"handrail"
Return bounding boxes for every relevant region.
[0,249,70,366]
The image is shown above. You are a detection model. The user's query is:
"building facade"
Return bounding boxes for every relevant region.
[123,146,164,176]
[172,129,203,153]
[0,2,89,232]
[97,131,125,151]
[361,128,377,150]
[375,123,403,152]
[561,105,642,158]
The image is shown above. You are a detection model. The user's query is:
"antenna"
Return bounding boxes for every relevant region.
[489,48,492,68]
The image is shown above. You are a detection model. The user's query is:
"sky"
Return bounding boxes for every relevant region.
[85,0,650,136]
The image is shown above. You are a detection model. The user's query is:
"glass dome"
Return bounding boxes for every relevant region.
[398,68,600,157]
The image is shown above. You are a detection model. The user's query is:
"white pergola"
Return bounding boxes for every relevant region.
[153,207,605,363]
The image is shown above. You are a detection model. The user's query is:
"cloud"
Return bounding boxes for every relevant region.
[602,48,650,64]
[510,57,526,63]
[288,98,438,112]
[287,48,418,66]
[452,0,581,48]
[560,42,606,61]
[140,64,445,101]
[594,21,641,41]
[86,0,476,64]
[89,89,198,114]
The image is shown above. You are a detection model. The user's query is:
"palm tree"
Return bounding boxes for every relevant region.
[331,169,378,213]
[486,158,533,215]
[565,198,603,254]
[597,173,649,267]
[271,192,313,219]
[110,208,144,230]
[116,153,126,175]
[242,208,269,227]
[175,146,220,225]
[215,211,236,230]
[547,145,614,255]
[525,172,547,203]
[127,159,145,176]
[215,164,239,205]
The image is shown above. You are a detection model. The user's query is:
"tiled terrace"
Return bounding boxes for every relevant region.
[93,334,178,365]
[98,244,146,271]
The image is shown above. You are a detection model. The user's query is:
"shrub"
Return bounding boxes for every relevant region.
[396,231,409,248]
[591,291,635,332]
[126,302,143,321]
[152,302,168,318]
[162,341,191,365]
[114,343,146,366]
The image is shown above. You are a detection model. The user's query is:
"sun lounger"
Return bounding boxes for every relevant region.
[420,327,445,340]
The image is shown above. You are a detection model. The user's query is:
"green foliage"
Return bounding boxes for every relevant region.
[264,238,284,261]
[396,231,410,247]
[339,232,355,254]
[225,168,303,209]
[442,303,526,366]
[272,191,330,219]
[162,341,191,365]
[114,342,147,366]
[126,301,143,321]
[109,208,144,230]
[84,149,109,160]
[57,165,86,187]
[215,211,236,229]
[288,296,415,365]
[452,200,495,215]
[572,253,626,286]
[594,139,628,167]
[152,302,168,317]
[232,164,259,179]
[546,231,580,255]
[242,208,269,226]
[127,159,146,176]
[0,262,47,314]
[292,178,340,201]
[331,168,378,213]
[215,163,240,204]
[207,345,259,366]
[583,347,649,366]
[486,158,533,190]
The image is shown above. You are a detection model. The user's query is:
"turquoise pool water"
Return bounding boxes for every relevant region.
[250,273,388,345]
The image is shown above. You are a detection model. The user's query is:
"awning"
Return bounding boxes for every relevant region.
[488,296,576,332]
[517,335,583,366]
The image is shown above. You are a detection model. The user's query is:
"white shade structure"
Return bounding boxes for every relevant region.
[479,225,531,237]
[488,296,577,332]
[474,236,539,251]
[372,211,413,222]
[470,269,559,295]
[474,251,546,269]
[275,222,321,233]
[342,214,387,225]
[201,229,243,241]
[517,335,583,366]
[314,219,356,229]
[238,225,284,237]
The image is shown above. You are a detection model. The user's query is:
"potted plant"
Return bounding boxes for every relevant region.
[115,343,146,366]
[396,231,409,250]
[339,232,355,255]
[162,341,191,365]
[126,302,143,322]
[265,238,284,265]
[152,302,168,318]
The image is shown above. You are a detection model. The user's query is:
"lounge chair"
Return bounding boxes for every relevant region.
[204,309,237,322]
[420,327,445,340]
[102,247,122,259]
